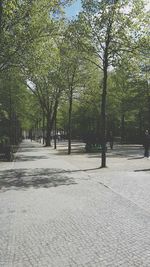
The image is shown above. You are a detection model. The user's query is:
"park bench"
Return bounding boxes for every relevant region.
[0,144,13,161]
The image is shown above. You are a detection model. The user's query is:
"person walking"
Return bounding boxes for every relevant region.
[143,129,150,158]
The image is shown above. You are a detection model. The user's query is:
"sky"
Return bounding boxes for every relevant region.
[65,0,150,19]
[65,0,82,19]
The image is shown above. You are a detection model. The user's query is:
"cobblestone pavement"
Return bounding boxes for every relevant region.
[0,140,150,267]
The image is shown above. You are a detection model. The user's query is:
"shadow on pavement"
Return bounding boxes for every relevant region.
[87,147,143,159]
[15,155,49,162]
[56,150,137,158]
[128,156,144,160]
[19,148,44,153]
[134,169,150,172]
[0,168,77,191]
[57,149,85,155]
[87,153,142,159]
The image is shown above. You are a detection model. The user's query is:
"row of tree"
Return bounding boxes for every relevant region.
[0,0,149,167]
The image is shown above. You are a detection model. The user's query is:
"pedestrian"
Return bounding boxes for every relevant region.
[109,131,114,150]
[143,129,150,158]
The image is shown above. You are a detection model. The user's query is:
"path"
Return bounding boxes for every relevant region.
[0,140,150,267]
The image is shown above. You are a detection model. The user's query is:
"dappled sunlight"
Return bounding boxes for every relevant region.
[0,168,77,192]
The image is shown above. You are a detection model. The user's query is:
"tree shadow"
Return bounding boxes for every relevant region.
[19,148,44,153]
[128,156,144,160]
[87,148,143,159]
[15,155,49,162]
[55,142,86,155]
[0,168,77,192]
[134,169,150,172]
[87,153,127,158]
[57,148,86,156]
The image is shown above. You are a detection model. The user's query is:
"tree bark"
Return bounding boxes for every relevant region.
[8,87,13,145]
[101,67,107,168]
[45,113,51,146]
[68,88,73,155]
[100,16,112,168]
[54,114,57,150]
[121,114,125,143]
[0,0,3,31]
[45,99,59,147]
[138,111,143,143]
[42,109,45,145]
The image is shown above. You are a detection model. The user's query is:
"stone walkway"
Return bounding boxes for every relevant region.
[0,140,150,267]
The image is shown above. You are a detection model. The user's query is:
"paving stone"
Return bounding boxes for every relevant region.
[0,140,150,266]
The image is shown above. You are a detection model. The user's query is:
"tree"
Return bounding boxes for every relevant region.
[72,62,101,143]
[60,40,82,154]
[25,34,66,146]
[0,69,33,144]
[69,0,147,167]
[0,0,71,72]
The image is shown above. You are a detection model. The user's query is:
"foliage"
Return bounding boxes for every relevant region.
[0,0,149,156]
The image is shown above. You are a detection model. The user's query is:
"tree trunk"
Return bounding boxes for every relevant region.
[52,100,59,150]
[0,0,3,31]
[42,109,45,145]
[148,95,150,127]
[121,114,125,143]
[54,114,57,150]
[45,113,51,146]
[138,110,143,143]
[101,67,107,168]
[68,88,73,155]
[8,87,13,145]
